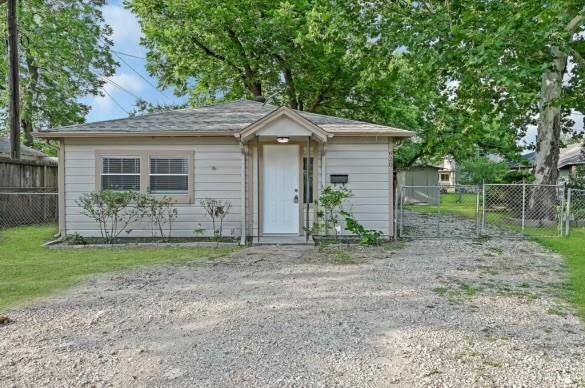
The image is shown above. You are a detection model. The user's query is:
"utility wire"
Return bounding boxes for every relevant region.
[112,51,171,101]
[102,77,143,100]
[111,49,146,60]
[102,88,130,115]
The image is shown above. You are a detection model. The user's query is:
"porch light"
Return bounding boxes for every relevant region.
[276,137,290,143]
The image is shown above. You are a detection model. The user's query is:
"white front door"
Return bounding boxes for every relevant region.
[263,144,300,234]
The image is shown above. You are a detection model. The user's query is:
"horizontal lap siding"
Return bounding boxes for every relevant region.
[64,139,242,238]
[325,138,391,235]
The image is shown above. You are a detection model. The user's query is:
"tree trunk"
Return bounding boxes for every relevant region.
[531,46,567,220]
[22,50,39,146]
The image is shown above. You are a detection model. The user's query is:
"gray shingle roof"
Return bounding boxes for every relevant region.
[36,100,414,137]
[559,143,585,169]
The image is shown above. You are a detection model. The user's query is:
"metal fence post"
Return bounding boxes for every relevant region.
[476,185,481,237]
[565,188,572,237]
[521,182,526,233]
[394,188,400,240]
[399,187,404,238]
[481,184,486,235]
[437,186,441,238]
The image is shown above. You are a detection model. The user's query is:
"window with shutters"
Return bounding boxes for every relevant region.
[149,157,189,194]
[101,157,141,191]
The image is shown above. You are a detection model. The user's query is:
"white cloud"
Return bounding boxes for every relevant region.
[102,4,143,51]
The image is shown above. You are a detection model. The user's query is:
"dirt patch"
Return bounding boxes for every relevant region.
[1,239,584,387]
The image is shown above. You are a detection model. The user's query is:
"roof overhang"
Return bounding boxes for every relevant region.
[236,107,331,143]
[34,131,237,139]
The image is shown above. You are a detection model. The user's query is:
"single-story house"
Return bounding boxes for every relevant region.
[36,100,414,243]
[0,137,56,164]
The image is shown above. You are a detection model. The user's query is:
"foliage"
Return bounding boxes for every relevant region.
[140,195,178,242]
[309,185,352,238]
[0,0,116,145]
[568,165,585,190]
[0,225,234,311]
[129,98,188,117]
[458,157,509,185]
[76,191,144,244]
[200,198,232,241]
[502,170,536,184]
[342,213,383,246]
[309,185,383,245]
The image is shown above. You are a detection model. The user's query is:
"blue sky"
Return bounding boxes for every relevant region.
[80,0,187,123]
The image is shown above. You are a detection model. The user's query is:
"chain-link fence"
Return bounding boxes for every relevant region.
[397,183,566,239]
[398,185,481,238]
[566,188,585,236]
[481,184,564,238]
[0,190,58,229]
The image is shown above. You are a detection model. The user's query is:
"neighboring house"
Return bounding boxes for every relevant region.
[0,137,54,163]
[396,165,441,204]
[558,143,584,182]
[517,143,584,183]
[438,156,457,187]
[36,100,414,243]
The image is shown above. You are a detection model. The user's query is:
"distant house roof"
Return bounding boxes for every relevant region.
[0,137,49,159]
[35,100,415,138]
[558,143,585,169]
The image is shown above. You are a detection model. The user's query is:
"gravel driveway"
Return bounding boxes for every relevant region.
[1,232,584,387]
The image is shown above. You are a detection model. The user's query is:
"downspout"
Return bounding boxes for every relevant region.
[256,136,260,244]
[240,142,247,246]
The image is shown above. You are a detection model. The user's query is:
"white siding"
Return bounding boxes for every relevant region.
[324,137,392,236]
[64,138,242,238]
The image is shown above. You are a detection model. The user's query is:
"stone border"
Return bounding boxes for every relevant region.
[46,241,240,249]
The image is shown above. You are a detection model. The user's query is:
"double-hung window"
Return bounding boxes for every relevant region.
[101,157,141,191]
[149,157,189,194]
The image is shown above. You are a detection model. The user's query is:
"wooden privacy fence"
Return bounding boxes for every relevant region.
[0,157,58,228]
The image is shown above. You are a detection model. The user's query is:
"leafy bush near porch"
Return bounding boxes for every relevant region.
[308,186,384,245]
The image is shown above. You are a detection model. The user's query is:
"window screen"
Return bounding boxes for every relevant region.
[303,157,314,203]
[149,157,189,194]
[101,157,140,191]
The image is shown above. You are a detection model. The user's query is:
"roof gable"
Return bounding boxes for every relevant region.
[238,107,330,142]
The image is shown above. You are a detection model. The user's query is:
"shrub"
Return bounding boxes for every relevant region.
[76,191,144,244]
[140,195,178,242]
[200,198,232,241]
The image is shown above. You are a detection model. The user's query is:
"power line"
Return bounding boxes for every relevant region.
[111,49,146,60]
[112,51,171,101]
[102,77,143,100]
[102,88,130,115]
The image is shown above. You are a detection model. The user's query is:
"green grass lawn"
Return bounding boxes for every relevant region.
[0,225,236,312]
[406,193,585,319]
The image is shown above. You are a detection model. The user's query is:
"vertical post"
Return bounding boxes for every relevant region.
[256,136,260,244]
[521,181,526,233]
[481,183,486,235]
[399,187,404,238]
[437,186,441,238]
[8,0,21,160]
[305,136,311,243]
[394,186,399,240]
[475,185,480,237]
[565,188,572,237]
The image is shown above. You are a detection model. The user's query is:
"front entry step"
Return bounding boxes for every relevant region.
[254,235,312,245]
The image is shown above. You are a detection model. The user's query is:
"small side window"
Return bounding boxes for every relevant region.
[149,157,189,194]
[101,157,141,191]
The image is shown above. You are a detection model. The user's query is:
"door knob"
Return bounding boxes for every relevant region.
[293,194,299,204]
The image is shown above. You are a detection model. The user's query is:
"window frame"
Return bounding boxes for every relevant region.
[148,156,190,195]
[96,151,193,204]
[99,156,142,192]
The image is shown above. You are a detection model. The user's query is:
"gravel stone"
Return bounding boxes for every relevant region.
[1,216,584,387]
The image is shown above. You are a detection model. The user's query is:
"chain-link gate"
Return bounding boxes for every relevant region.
[397,185,481,238]
[396,183,566,239]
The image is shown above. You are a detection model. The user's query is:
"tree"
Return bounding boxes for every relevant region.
[0,0,116,145]
[129,98,187,117]
[127,0,366,112]
[458,157,509,185]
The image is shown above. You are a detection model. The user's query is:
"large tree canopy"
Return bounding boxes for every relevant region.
[129,0,585,177]
[0,0,116,146]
